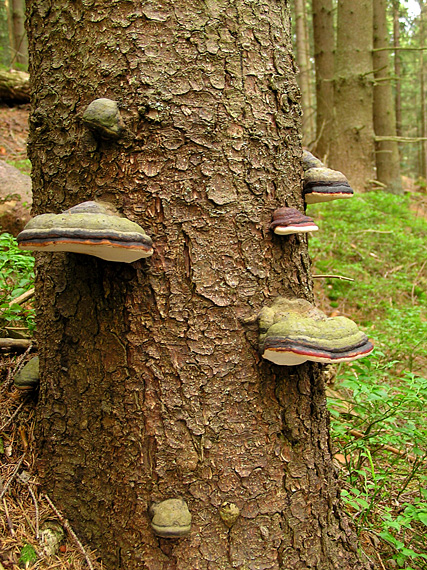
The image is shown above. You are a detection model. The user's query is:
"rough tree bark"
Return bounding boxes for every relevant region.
[330,0,375,191]
[26,1,371,569]
[311,0,335,161]
[293,0,315,145]
[373,0,402,194]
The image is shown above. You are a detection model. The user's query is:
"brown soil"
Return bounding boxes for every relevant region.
[0,104,30,166]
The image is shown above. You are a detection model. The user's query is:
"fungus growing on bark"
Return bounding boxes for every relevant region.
[14,356,39,391]
[270,207,319,235]
[219,502,240,528]
[17,201,153,263]
[82,98,124,139]
[149,498,192,538]
[302,149,354,203]
[259,298,373,366]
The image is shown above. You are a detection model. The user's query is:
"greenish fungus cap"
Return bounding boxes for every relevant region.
[302,149,324,170]
[302,149,354,203]
[149,498,192,538]
[14,356,39,391]
[17,201,153,263]
[82,98,124,138]
[259,298,373,366]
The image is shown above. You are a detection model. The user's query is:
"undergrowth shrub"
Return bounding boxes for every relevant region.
[0,232,35,331]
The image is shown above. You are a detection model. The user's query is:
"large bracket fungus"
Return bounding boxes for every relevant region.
[82,98,124,139]
[270,207,319,236]
[259,298,373,366]
[17,201,153,263]
[302,149,354,204]
[149,498,192,538]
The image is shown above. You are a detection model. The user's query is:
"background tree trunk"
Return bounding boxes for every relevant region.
[293,0,316,145]
[373,0,402,194]
[311,0,335,161]
[392,0,402,139]
[10,0,27,67]
[26,1,371,568]
[0,0,11,67]
[419,1,427,180]
[330,0,375,191]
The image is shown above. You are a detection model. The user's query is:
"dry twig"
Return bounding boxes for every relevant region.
[43,493,95,570]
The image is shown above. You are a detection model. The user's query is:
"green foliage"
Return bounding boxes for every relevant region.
[329,353,427,569]
[0,232,35,331]
[315,190,427,568]
[309,191,427,320]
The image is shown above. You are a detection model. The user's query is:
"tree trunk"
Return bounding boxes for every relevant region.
[0,0,11,67]
[294,0,316,145]
[373,0,402,194]
[26,1,371,569]
[10,0,27,67]
[330,0,375,191]
[392,0,402,139]
[311,0,335,161]
[419,1,427,180]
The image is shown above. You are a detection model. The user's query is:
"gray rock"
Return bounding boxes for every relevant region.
[0,160,32,236]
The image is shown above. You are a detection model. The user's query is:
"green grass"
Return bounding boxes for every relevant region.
[309,191,427,569]
[5,158,32,176]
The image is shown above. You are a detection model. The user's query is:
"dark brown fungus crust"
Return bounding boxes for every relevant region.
[17,201,153,263]
[302,149,354,203]
[270,207,319,235]
[259,298,374,366]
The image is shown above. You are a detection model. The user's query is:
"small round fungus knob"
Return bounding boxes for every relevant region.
[219,502,240,528]
[14,356,39,391]
[149,498,192,538]
[259,298,373,366]
[270,207,319,236]
[82,98,124,139]
[17,201,154,263]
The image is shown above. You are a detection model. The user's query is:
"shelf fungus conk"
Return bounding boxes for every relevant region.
[259,298,373,366]
[270,207,319,236]
[14,356,39,391]
[303,149,354,204]
[149,498,192,538]
[17,201,153,263]
[82,98,124,139]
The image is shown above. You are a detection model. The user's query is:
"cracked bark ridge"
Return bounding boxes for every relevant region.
[26,0,372,568]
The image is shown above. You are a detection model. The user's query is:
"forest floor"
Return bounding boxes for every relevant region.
[1,104,427,570]
[0,104,30,171]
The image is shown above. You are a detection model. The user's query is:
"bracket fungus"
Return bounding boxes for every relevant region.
[259,298,373,366]
[302,149,354,204]
[149,498,192,538]
[17,201,153,263]
[82,98,124,139]
[270,207,319,236]
[14,356,39,391]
